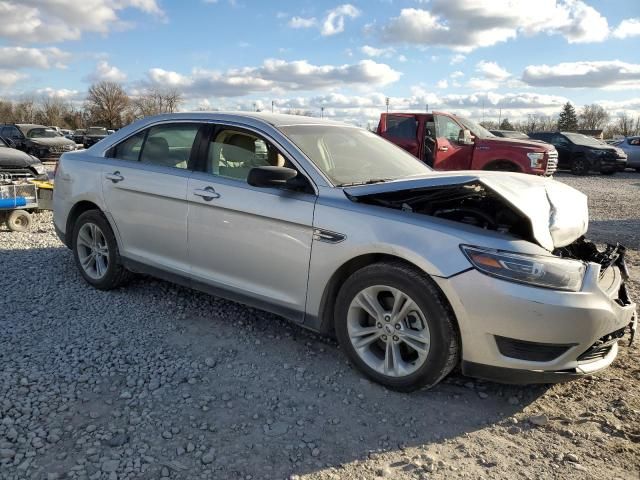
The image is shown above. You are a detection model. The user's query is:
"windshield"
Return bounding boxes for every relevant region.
[280,125,432,186]
[87,127,107,135]
[502,131,529,139]
[456,116,495,139]
[27,128,60,138]
[564,133,606,147]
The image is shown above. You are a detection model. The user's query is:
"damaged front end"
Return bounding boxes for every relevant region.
[345,172,637,347]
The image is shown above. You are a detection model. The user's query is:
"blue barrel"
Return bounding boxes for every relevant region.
[0,197,27,208]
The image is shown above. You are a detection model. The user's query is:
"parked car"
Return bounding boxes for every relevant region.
[528,132,627,175]
[378,112,558,175]
[83,126,109,148]
[53,112,636,391]
[72,129,87,144]
[2,124,78,161]
[0,136,48,181]
[613,136,640,172]
[490,130,530,140]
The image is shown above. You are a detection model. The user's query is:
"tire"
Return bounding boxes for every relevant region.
[334,262,459,392]
[570,156,589,175]
[635,168,640,173]
[6,209,31,232]
[600,169,615,175]
[483,161,519,172]
[71,210,131,290]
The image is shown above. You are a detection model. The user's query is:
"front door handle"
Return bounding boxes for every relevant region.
[105,171,124,183]
[438,146,449,152]
[193,186,221,201]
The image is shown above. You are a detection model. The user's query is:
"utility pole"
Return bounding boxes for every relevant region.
[253,102,257,112]
[271,100,274,113]
[482,99,485,123]
[426,103,429,112]
[498,108,502,126]
[385,97,390,114]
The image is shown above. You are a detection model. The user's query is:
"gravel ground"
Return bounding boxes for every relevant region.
[0,171,638,480]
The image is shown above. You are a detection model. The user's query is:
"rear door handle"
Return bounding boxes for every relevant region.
[105,171,124,183]
[193,186,221,201]
[438,146,449,152]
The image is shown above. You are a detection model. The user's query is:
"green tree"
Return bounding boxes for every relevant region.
[499,118,514,130]
[557,102,578,131]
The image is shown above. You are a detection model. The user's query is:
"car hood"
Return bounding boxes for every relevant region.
[344,171,588,252]
[85,134,107,138]
[481,136,554,151]
[29,137,76,147]
[0,147,39,167]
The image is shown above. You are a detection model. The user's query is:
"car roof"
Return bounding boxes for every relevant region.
[137,111,350,129]
[15,124,48,133]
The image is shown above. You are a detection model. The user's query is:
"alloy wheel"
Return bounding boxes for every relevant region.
[347,285,431,377]
[76,222,110,280]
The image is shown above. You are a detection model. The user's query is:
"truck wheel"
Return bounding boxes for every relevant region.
[72,210,132,290]
[334,262,459,392]
[570,156,589,175]
[6,209,31,232]
[483,161,519,172]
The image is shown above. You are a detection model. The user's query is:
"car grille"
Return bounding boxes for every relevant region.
[0,166,35,181]
[545,150,558,175]
[49,145,73,153]
[577,328,626,363]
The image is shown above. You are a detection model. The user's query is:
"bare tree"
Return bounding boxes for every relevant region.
[85,81,130,129]
[14,98,38,123]
[615,112,636,137]
[36,96,71,127]
[578,104,610,130]
[284,109,314,117]
[132,88,183,118]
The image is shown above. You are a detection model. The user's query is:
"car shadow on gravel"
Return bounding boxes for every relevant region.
[1,246,552,480]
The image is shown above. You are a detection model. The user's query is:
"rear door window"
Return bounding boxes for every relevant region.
[385,115,418,140]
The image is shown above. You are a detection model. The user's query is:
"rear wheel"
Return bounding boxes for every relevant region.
[335,262,459,392]
[72,210,131,290]
[570,156,589,175]
[6,209,31,232]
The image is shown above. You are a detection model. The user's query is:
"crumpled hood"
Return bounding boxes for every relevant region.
[30,137,75,147]
[0,147,39,167]
[344,171,588,252]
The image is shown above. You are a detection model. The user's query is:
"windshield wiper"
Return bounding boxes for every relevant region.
[338,178,394,187]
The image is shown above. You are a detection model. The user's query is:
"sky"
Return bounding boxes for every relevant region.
[1,0,639,127]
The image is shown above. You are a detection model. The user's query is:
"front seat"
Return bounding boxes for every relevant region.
[141,136,171,166]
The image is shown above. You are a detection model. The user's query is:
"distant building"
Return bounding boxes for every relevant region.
[577,129,604,139]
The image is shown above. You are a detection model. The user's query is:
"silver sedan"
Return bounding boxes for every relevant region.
[53,113,637,391]
[614,136,640,170]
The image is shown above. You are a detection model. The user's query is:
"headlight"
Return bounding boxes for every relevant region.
[461,245,586,292]
[527,152,545,169]
[33,164,45,174]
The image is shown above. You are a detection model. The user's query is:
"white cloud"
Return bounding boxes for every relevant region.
[0,47,70,69]
[437,79,448,89]
[321,4,361,36]
[35,87,83,101]
[0,69,27,88]
[144,59,401,97]
[288,16,317,29]
[85,60,127,83]
[450,54,465,65]
[450,71,464,79]
[0,0,164,43]
[522,60,640,90]
[476,61,511,80]
[466,78,500,90]
[379,1,610,52]
[361,45,395,58]
[613,18,640,39]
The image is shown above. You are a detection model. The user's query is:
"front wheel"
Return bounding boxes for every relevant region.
[570,156,589,175]
[334,262,459,392]
[72,210,131,290]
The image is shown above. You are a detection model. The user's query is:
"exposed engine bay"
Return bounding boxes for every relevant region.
[350,181,535,242]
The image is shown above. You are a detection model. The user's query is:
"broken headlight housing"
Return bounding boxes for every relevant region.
[461,245,586,292]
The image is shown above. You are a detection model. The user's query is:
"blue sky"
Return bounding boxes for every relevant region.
[2,0,640,126]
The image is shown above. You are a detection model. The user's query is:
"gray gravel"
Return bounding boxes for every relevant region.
[0,171,638,479]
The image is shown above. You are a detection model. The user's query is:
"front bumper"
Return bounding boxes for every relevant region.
[434,262,636,384]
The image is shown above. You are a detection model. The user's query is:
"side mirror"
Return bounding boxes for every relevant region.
[247,166,298,188]
[458,129,473,145]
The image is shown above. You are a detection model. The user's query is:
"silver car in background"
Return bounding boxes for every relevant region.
[614,136,640,171]
[53,113,637,391]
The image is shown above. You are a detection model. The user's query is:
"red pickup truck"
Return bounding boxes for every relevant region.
[377,112,558,175]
